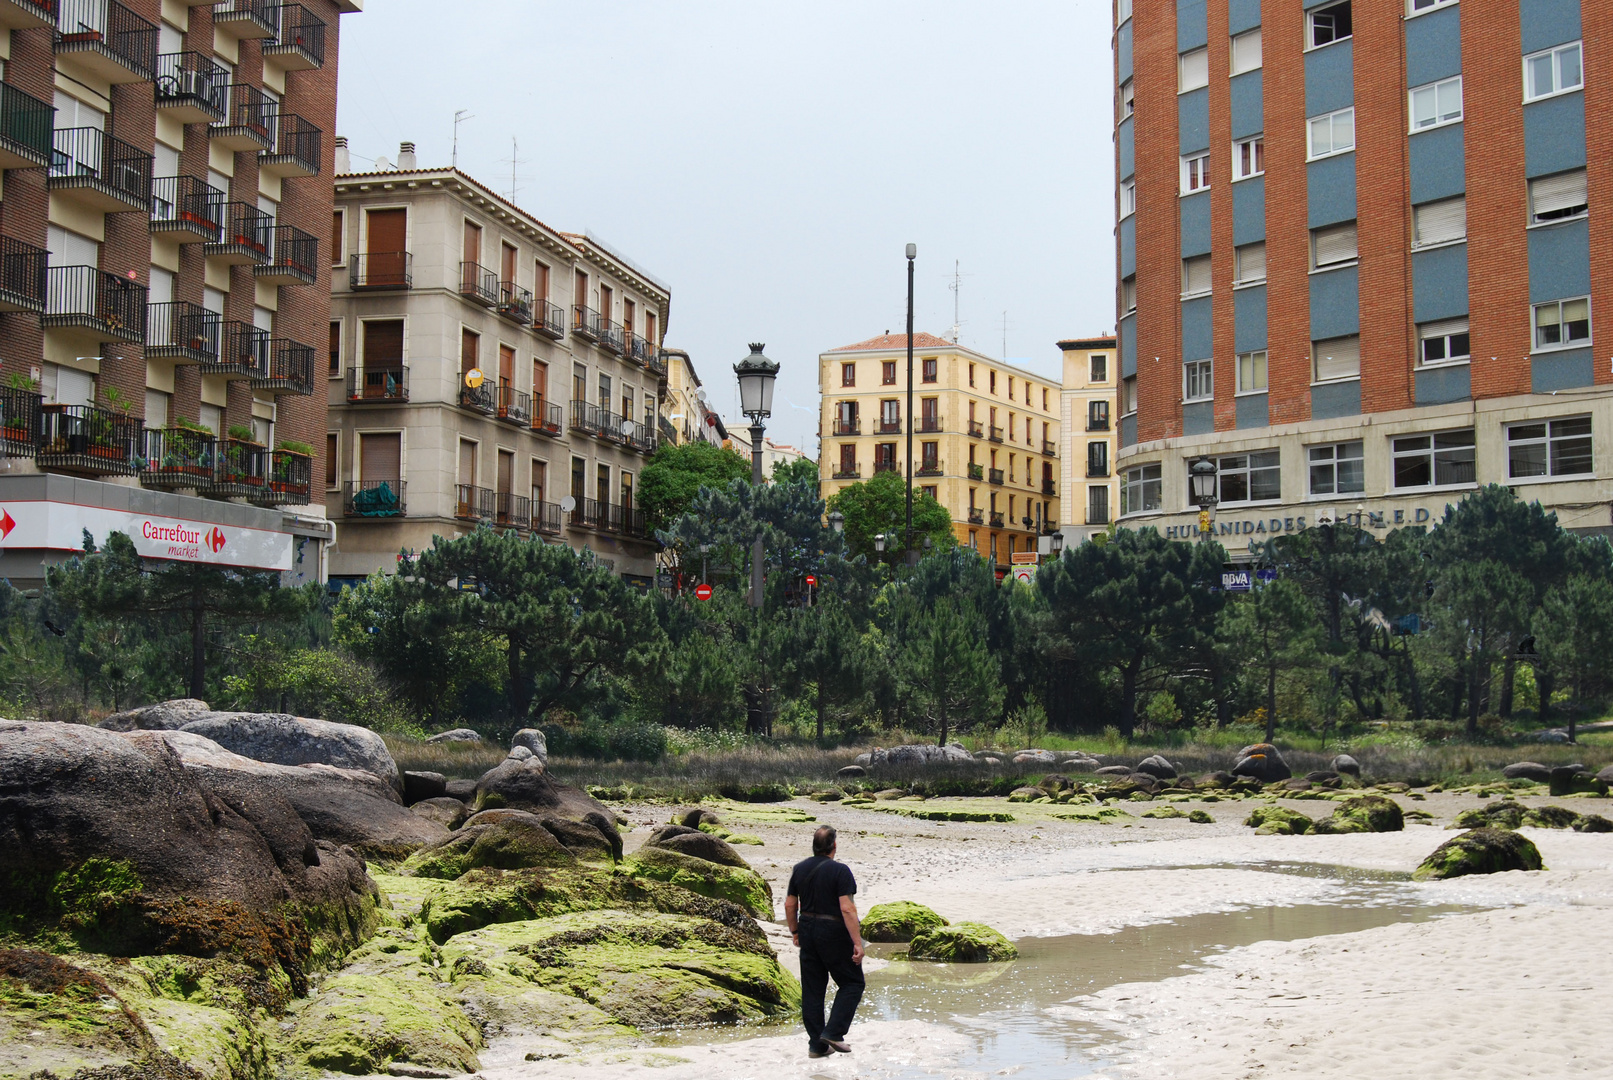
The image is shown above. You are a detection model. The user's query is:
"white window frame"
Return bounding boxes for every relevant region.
[1233,135,1264,180]
[1312,334,1361,384]
[1121,462,1161,515]
[1237,349,1268,394]
[1409,74,1463,132]
[1528,169,1588,226]
[1307,1,1352,50]
[1117,0,1132,25]
[1230,28,1262,75]
[1533,296,1591,352]
[1211,449,1282,506]
[1121,275,1137,314]
[1310,220,1359,271]
[1120,79,1134,120]
[1408,0,1457,15]
[1181,152,1211,194]
[1120,179,1136,218]
[1181,255,1212,298]
[1307,440,1365,496]
[1506,416,1593,480]
[1412,195,1467,248]
[1418,317,1470,366]
[1308,107,1355,160]
[1234,241,1266,287]
[1183,358,1214,402]
[1179,47,1209,93]
[1391,429,1476,490]
[1523,41,1583,103]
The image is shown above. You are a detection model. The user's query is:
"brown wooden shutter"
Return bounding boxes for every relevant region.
[363,320,403,367]
[461,328,479,375]
[331,210,343,262]
[497,449,513,494]
[365,208,405,284]
[458,440,476,487]
[360,432,400,482]
[325,433,338,486]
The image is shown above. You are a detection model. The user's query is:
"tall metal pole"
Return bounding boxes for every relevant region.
[905,244,915,559]
[750,421,765,608]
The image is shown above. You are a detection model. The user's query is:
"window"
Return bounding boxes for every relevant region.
[1184,358,1213,401]
[922,356,937,382]
[922,485,938,500]
[969,363,976,387]
[1042,388,1049,410]
[1008,376,1015,400]
[531,460,547,507]
[1524,42,1582,102]
[1534,297,1591,350]
[1237,350,1268,393]
[838,444,857,475]
[880,398,900,432]
[1308,440,1364,494]
[921,441,938,470]
[882,360,896,385]
[1087,441,1110,476]
[1179,47,1209,92]
[1122,463,1161,514]
[1308,107,1355,159]
[1419,317,1470,365]
[1308,1,1351,48]
[1311,221,1358,269]
[1121,275,1137,313]
[1413,196,1466,247]
[1231,28,1262,74]
[331,209,344,267]
[1120,180,1136,218]
[1410,0,1455,12]
[535,260,550,301]
[1313,335,1361,382]
[875,443,897,470]
[328,321,341,376]
[1089,486,1110,525]
[1234,242,1266,285]
[1089,400,1111,429]
[1393,429,1475,487]
[1117,0,1131,23]
[1212,450,1282,503]
[841,362,855,386]
[325,433,339,489]
[1234,135,1264,180]
[1182,254,1211,296]
[1121,375,1137,414]
[1181,152,1211,193]
[1090,354,1107,382]
[990,370,997,393]
[1508,416,1592,478]
[1529,169,1587,224]
[1120,79,1134,119]
[1410,75,1462,130]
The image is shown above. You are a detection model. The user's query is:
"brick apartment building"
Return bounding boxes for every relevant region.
[0,0,352,588]
[1113,0,1613,546]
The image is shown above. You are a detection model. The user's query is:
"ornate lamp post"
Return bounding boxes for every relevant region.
[1189,456,1218,540]
[734,343,779,608]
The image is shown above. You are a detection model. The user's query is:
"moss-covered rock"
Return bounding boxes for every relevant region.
[870,805,1015,823]
[1140,806,1187,819]
[906,923,1018,963]
[1524,805,1582,829]
[1572,813,1612,832]
[399,814,580,880]
[623,847,773,920]
[1310,795,1404,835]
[1244,806,1315,835]
[439,910,800,1030]
[861,902,948,943]
[1413,828,1545,881]
[0,947,161,1080]
[1188,809,1215,824]
[716,782,792,803]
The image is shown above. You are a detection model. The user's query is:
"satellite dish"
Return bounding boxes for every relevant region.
[620,420,636,437]
[464,368,485,388]
[559,495,576,513]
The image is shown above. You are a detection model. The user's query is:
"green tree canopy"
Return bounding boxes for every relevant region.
[639,441,752,532]
[1217,577,1323,741]
[771,455,820,491]
[896,596,1002,745]
[1532,572,1613,737]
[826,470,955,567]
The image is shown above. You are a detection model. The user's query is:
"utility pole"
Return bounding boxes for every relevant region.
[905,243,916,562]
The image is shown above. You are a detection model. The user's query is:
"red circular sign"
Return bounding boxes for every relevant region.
[805,575,817,586]
[694,583,713,601]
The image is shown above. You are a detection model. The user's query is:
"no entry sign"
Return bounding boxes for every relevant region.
[694,583,713,601]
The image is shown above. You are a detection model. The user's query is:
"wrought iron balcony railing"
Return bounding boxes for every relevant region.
[1043,439,1057,456]
[349,251,412,290]
[252,338,314,395]
[571,305,600,342]
[149,175,224,241]
[458,380,494,415]
[988,426,1004,443]
[212,0,276,39]
[967,463,984,480]
[48,126,151,211]
[531,395,563,436]
[344,478,405,517]
[569,399,600,435]
[251,448,313,506]
[493,491,530,531]
[202,321,269,378]
[598,318,624,355]
[0,387,41,457]
[917,460,943,477]
[0,82,53,169]
[255,224,317,284]
[1043,479,1058,494]
[988,468,1004,485]
[145,300,220,363]
[260,112,319,177]
[43,265,145,342]
[497,281,532,325]
[832,419,860,436]
[496,385,531,425]
[346,365,407,403]
[455,484,493,522]
[210,82,275,150]
[458,261,498,306]
[920,416,943,433]
[263,3,325,69]
[54,0,156,84]
[154,51,226,121]
[532,499,562,535]
[877,419,901,434]
[0,235,48,314]
[989,511,1005,528]
[140,426,215,489]
[831,464,861,479]
[532,299,565,339]
[204,201,272,264]
[37,403,140,475]
[968,508,984,525]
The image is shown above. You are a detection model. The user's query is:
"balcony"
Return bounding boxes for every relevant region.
[831,464,860,479]
[349,251,411,290]
[0,387,41,457]
[203,202,271,264]
[455,484,493,522]
[1087,414,1110,432]
[344,479,405,518]
[988,468,1004,485]
[832,419,860,436]
[627,334,656,367]
[43,266,145,344]
[259,112,320,178]
[0,236,48,314]
[968,508,984,525]
[493,491,530,531]
[458,261,497,306]
[989,511,1005,528]
[346,365,407,404]
[612,505,648,538]
[1043,479,1057,495]
[1087,462,1110,479]
[251,448,313,506]
[37,404,140,476]
[917,461,943,477]
[596,408,624,443]
[154,51,226,122]
[0,83,53,169]
[496,281,532,325]
[920,416,943,434]
[1088,507,1111,526]
[145,300,220,363]
[533,499,562,535]
[140,427,215,489]
[255,224,317,284]
[571,498,601,530]
[873,459,900,474]
[0,0,54,31]
[598,318,624,356]
[988,426,1003,443]
[876,420,901,435]
[569,399,599,435]
[532,396,563,437]
[1043,439,1057,456]
[571,305,600,343]
[210,83,275,151]
[968,419,983,438]
[647,350,667,377]
[251,338,314,395]
[54,0,155,84]
[459,381,494,415]
[150,175,224,242]
[212,0,275,40]
[967,463,984,481]
[262,4,325,70]
[627,423,656,455]
[496,385,531,426]
[1041,521,1061,535]
[532,299,565,340]
[201,321,268,379]
[48,127,152,212]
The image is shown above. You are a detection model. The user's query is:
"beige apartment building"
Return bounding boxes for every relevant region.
[818,332,1060,569]
[659,347,724,446]
[328,151,667,585]
[1058,335,1118,543]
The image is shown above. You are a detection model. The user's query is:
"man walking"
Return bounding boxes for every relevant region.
[785,825,865,1058]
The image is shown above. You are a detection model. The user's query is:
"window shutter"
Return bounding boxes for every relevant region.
[360,432,401,482]
[1179,48,1208,91]
[1413,197,1466,245]
[1182,255,1211,294]
[1313,336,1361,382]
[1236,242,1266,283]
[1530,170,1587,217]
[1419,316,1468,340]
[1231,28,1261,74]
[1313,222,1358,267]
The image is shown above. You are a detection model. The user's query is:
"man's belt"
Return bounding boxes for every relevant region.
[799,911,841,921]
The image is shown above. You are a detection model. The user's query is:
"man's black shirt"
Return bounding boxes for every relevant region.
[787,855,857,916]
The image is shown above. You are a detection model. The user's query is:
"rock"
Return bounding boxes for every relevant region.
[1523,805,1581,829]
[472,809,619,862]
[1011,749,1057,766]
[862,901,949,943]
[678,807,722,829]
[1306,770,1341,784]
[508,745,534,762]
[873,789,906,801]
[1188,809,1215,824]
[1061,756,1102,773]
[1549,765,1608,797]
[445,779,478,802]
[809,788,845,802]
[1311,795,1404,834]
[836,765,867,779]
[1134,754,1177,780]
[1331,754,1362,777]
[1502,761,1552,782]
[854,753,873,766]
[640,825,750,868]
[403,812,580,879]
[1140,805,1186,819]
[1281,778,1313,791]
[1232,743,1292,783]
[98,698,213,731]
[1532,729,1571,744]
[1243,805,1314,835]
[473,758,614,826]
[1094,765,1133,778]
[1038,774,1074,792]
[1597,765,1613,784]
[426,728,482,744]
[411,797,471,831]
[982,756,1001,765]
[1007,786,1048,803]
[906,922,1018,963]
[1413,828,1544,880]
[180,711,401,791]
[876,743,974,767]
[510,728,548,765]
[1572,813,1613,833]
[403,771,447,805]
[624,831,772,919]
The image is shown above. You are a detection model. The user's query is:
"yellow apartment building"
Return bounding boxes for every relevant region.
[1058,336,1119,544]
[819,332,1061,570]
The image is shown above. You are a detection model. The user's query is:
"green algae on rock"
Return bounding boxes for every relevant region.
[1188,809,1215,823]
[861,902,948,943]
[906,922,1018,963]
[1244,805,1315,835]
[1311,795,1405,835]
[399,814,582,880]
[1413,827,1545,881]
[622,847,773,920]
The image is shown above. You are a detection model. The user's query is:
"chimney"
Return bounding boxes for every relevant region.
[333,135,350,174]
[397,141,416,170]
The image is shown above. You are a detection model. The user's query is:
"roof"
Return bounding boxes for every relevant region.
[1058,336,1118,350]
[826,332,960,353]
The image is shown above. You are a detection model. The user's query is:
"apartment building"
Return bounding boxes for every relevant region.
[1058,335,1119,542]
[725,429,807,477]
[659,347,724,446]
[328,155,668,586]
[818,332,1060,569]
[1113,0,1613,546]
[0,0,349,589]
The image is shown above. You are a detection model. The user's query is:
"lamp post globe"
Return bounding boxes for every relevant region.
[734,343,779,421]
[828,510,844,534]
[1189,456,1218,508]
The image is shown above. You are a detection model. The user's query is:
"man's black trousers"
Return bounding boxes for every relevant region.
[798,918,865,1051]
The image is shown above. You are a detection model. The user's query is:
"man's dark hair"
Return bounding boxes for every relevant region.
[812,825,837,856]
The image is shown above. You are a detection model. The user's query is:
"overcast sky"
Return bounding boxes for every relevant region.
[336,1,1116,454]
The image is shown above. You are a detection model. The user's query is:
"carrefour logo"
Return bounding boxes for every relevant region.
[0,509,13,540]
[206,527,226,553]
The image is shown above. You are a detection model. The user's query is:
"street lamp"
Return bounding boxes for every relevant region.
[1189,456,1218,541]
[827,510,844,533]
[874,533,887,554]
[904,243,917,563]
[734,343,779,609]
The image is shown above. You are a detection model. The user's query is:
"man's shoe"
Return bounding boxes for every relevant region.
[825,1039,852,1054]
[808,1046,831,1059]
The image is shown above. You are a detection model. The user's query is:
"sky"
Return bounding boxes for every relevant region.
[335,1,1117,455]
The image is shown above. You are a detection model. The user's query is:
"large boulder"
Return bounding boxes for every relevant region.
[837,764,867,779]
[1094,765,1133,778]
[640,824,749,868]
[1134,754,1177,780]
[862,901,948,943]
[906,922,1017,963]
[98,698,212,731]
[1061,756,1102,773]
[1597,764,1613,784]
[472,757,621,857]
[402,812,580,880]
[1244,805,1314,835]
[626,829,773,919]
[1311,795,1404,834]
[1502,761,1552,782]
[1413,828,1544,880]
[1549,765,1607,797]
[1011,749,1058,767]
[1232,743,1292,783]
[410,796,470,831]
[511,728,548,766]
[178,711,400,792]
[402,770,447,805]
[1330,754,1361,777]
[875,743,973,767]
[426,728,482,744]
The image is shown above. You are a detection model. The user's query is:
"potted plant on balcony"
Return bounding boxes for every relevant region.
[158,418,211,480]
[222,425,265,487]
[3,372,38,447]
[270,439,313,494]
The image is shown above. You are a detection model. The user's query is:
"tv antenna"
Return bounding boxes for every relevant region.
[946,259,972,344]
[452,109,473,168]
[503,136,529,202]
[1001,310,1011,358]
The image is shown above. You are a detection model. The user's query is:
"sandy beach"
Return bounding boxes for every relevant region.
[496,790,1613,1080]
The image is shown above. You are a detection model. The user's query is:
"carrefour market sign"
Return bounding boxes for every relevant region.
[0,501,293,571]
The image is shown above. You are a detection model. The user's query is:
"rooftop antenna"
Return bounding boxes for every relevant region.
[503,136,528,202]
[451,109,473,169]
[947,259,970,344]
[1001,310,1010,358]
